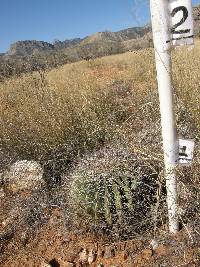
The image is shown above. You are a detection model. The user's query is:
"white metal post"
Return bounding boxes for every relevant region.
[150,0,179,233]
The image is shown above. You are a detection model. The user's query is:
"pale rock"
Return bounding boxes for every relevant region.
[88,248,97,264]
[150,239,159,250]
[3,160,44,192]
[64,263,75,267]
[0,188,5,199]
[79,248,88,263]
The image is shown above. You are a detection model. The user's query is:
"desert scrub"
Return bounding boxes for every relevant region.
[172,40,200,139]
[1,42,199,182]
[69,146,161,238]
[0,47,158,171]
[0,68,137,178]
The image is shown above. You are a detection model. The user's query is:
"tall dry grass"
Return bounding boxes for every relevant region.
[0,48,155,169]
[0,40,200,243]
[1,41,199,168]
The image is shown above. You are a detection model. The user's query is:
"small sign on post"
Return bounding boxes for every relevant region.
[150,0,194,234]
[179,139,195,165]
[169,0,194,47]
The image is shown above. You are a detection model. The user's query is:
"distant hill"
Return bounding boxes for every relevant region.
[0,25,153,80]
[4,25,152,58]
[0,5,199,80]
[2,5,200,58]
[53,38,83,49]
[7,40,55,56]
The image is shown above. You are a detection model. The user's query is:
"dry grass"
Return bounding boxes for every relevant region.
[0,47,157,167]
[0,40,200,232]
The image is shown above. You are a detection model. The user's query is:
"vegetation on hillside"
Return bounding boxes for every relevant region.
[0,5,199,82]
[1,41,200,237]
[0,26,152,81]
[0,6,200,265]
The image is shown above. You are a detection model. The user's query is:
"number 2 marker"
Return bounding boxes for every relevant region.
[169,0,194,46]
[150,0,194,234]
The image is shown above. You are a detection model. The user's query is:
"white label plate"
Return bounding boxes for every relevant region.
[179,138,195,165]
[169,0,194,47]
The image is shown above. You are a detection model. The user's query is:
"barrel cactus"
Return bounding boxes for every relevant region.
[69,146,158,233]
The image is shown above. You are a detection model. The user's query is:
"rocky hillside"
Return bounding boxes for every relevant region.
[4,25,152,58]
[3,5,199,59]
[0,25,153,80]
[53,38,83,49]
[7,40,55,56]
[0,5,199,80]
[80,25,151,45]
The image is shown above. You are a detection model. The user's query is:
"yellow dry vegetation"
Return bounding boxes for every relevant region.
[0,40,199,165]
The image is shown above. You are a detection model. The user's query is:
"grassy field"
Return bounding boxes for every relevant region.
[1,40,199,199]
[1,41,199,163]
[0,39,200,243]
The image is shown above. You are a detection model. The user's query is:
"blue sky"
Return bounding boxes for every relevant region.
[0,0,200,53]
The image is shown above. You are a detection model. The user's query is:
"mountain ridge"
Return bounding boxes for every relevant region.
[4,25,152,57]
[3,4,200,58]
[0,5,199,80]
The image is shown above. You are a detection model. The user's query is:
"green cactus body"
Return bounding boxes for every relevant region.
[70,147,158,229]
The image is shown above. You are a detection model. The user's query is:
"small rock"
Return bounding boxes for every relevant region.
[0,188,5,199]
[150,239,159,250]
[97,264,104,267]
[79,248,88,263]
[88,248,97,264]
[1,220,7,229]
[3,160,44,192]
[65,263,75,267]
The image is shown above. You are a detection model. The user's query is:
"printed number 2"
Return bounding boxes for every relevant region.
[171,6,190,34]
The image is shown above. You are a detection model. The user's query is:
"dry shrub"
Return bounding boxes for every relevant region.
[0,70,134,173]
[0,41,200,239]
